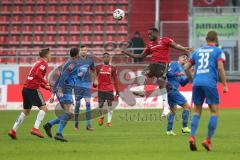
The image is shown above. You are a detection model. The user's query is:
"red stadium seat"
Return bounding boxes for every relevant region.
[106,35,115,41]
[35,35,44,41]
[1,5,11,13]
[95,25,104,32]
[46,15,57,22]
[59,15,69,22]
[95,5,104,12]
[59,5,69,13]
[0,16,9,23]
[14,5,24,13]
[45,35,55,42]
[35,5,46,13]
[95,15,104,22]
[95,35,103,42]
[71,15,81,22]
[9,35,20,42]
[48,5,58,13]
[82,15,91,22]
[70,25,80,32]
[36,15,45,23]
[81,35,90,42]
[107,25,115,31]
[24,15,35,23]
[69,35,80,42]
[25,5,34,13]
[58,25,68,33]
[107,5,115,11]
[81,25,91,32]
[83,5,92,12]
[35,25,44,33]
[46,25,57,33]
[71,5,81,13]
[22,25,33,33]
[1,26,9,32]
[11,16,22,23]
[21,36,32,43]
[11,26,21,33]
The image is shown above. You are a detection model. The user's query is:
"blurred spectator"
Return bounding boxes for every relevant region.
[131,31,145,63]
[232,0,237,12]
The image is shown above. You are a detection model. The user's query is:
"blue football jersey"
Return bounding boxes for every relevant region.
[189,45,225,88]
[75,56,95,87]
[56,59,79,89]
[167,61,188,90]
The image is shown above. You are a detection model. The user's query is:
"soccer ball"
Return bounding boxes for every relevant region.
[113,9,125,20]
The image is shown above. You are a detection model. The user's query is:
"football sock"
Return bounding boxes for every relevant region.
[190,114,200,137]
[49,117,60,126]
[57,112,71,134]
[34,110,46,129]
[207,115,218,140]
[167,113,175,131]
[86,102,91,127]
[182,109,190,128]
[74,101,81,128]
[107,107,113,123]
[12,112,26,131]
[160,88,169,110]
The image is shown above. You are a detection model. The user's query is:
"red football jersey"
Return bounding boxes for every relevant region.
[144,37,173,63]
[96,64,117,92]
[24,58,48,89]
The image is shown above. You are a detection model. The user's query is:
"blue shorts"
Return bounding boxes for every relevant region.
[74,86,91,101]
[192,86,219,105]
[168,90,187,108]
[57,85,74,104]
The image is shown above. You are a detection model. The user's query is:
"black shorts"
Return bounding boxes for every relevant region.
[98,91,114,103]
[143,62,168,78]
[22,87,46,109]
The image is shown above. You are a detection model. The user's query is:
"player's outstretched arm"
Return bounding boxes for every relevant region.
[122,49,148,59]
[184,62,193,82]
[170,41,193,52]
[217,61,228,93]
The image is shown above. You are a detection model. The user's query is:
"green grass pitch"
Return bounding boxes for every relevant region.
[0,109,240,160]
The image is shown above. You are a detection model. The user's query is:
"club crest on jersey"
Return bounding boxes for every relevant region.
[40,65,46,70]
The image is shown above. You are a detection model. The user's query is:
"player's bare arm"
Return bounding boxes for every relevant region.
[217,61,228,93]
[122,49,148,59]
[170,41,193,52]
[184,62,193,82]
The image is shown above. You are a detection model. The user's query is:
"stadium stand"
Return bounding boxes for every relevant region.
[0,0,129,49]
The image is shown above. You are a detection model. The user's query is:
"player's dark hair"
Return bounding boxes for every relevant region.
[80,45,87,48]
[39,48,49,58]
[135,31,140,35]
[180,53,189,57]
[206,30,218,43]
[148,27,159,33]
[103,52,110,56]
[70,47,79,57]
